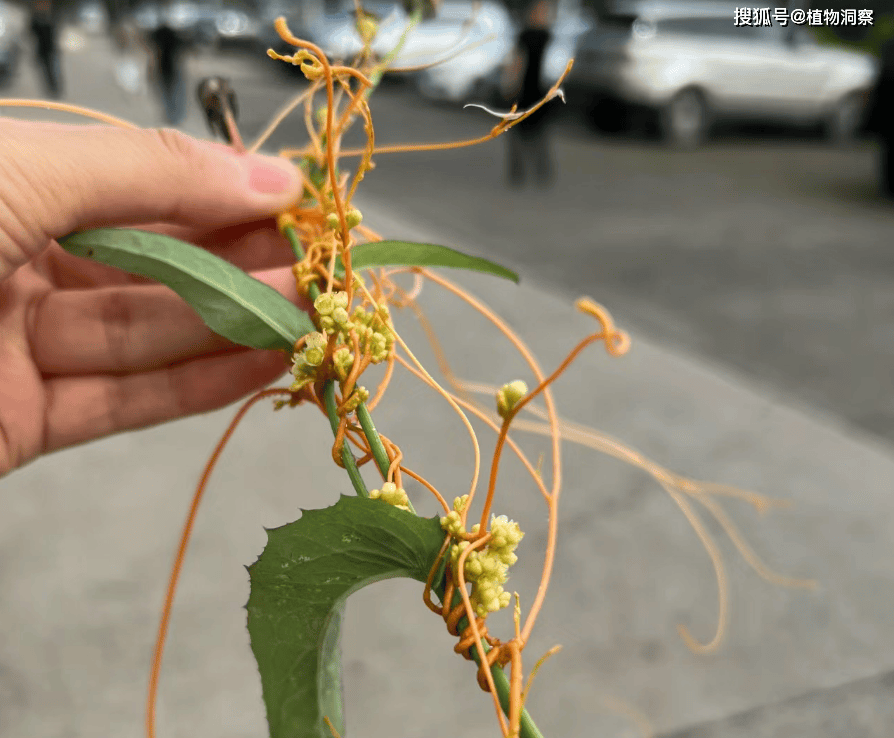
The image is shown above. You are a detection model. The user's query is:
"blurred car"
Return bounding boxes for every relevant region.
[214,4,262,48]
[300,0,516,101]
[413,1,518,102]
[541,4,594,88]
[567,0,879,147]
[431,3,593,108]
[0,2,20,88]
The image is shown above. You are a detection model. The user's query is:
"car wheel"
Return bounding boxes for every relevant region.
[826,92,865,146]
[661,88,709,149]
[588,95,626,134]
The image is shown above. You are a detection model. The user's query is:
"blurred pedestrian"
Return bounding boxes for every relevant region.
[872,35,894,198]
[148,6,187,125]
[501,0,555,189]
[29,0,62,99]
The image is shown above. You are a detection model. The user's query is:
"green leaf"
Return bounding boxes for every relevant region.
[246,496,447,738]
[59,228,315,352]
[337,240,519,283]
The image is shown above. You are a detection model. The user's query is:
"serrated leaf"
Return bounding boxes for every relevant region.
[59,228,315,352]
[337,240,519,283]
[246,495,447,738]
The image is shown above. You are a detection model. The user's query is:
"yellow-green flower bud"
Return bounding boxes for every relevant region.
[453,495,469,513]
[304,347,324,367]
[356,13,378,44]
[332,307,350,326]
[333,346,354,381]
[341,386,369,413]
[496,380,528,419]
[314,293,335,316]
[345,208,363,229]
[377,482,410,508]
[305,332,327,350]
[465,555,483,577]
[289,374,314,392]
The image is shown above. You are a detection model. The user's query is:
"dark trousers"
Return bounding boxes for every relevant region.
[882,137,894,198]
[37,50,61,98]
[157,72,186,125]
[506,123,554,188]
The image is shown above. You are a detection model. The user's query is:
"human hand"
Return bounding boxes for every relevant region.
[0,119,306,477]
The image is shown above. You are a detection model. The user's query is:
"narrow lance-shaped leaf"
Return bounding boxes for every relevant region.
[247,495,447,738]
[336,240,519,283]
[60,228,315,352]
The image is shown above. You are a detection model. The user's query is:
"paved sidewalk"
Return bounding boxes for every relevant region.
[2,29,894,738]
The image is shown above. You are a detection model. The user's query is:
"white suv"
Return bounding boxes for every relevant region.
[568,1,879,146]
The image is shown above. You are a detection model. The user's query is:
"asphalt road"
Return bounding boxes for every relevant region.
[221,53,894,446]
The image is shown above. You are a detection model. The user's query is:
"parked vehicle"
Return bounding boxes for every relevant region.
[214,4,261,48]
[294,0,516,101]
[413,1,517,102]
[567,0,879,147]
[424,3,593,107]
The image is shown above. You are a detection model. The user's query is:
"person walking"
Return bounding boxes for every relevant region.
[29,0,62,99]
[148,7,187,125]
[501,0,556,189]
[873,35,894,198]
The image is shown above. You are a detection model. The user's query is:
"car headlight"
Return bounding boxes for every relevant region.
[218,12,248,36]
[632,19,655,40]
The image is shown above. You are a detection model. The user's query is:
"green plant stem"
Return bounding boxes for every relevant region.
[285,224,407,507]
[324,381,368,498]
[356,403,417,514]
[355,403,389,478]
[435,584,544,738]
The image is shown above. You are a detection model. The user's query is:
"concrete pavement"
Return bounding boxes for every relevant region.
[2,26,894,738]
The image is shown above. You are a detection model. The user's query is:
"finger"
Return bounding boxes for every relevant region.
[30,266,306,374]
[0,120,302,280]
[42,348,290,455]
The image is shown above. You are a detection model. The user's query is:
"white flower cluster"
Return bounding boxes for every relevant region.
[289,290,395,397]
[441,496,524,618]
[314,291,352,336]
[369,482,411,512]
[350,303,394,364]
[290,332,327,392]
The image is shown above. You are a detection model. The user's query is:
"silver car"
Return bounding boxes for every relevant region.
[568,0,879,147]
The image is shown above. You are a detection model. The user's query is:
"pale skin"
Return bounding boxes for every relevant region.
[0,119,307,478]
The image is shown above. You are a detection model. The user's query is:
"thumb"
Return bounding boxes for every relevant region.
[0,120,303,278]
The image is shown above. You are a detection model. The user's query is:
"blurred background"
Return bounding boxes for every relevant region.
[0,0,892,439]
[4,0,894,736]
[2,0,892,439]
